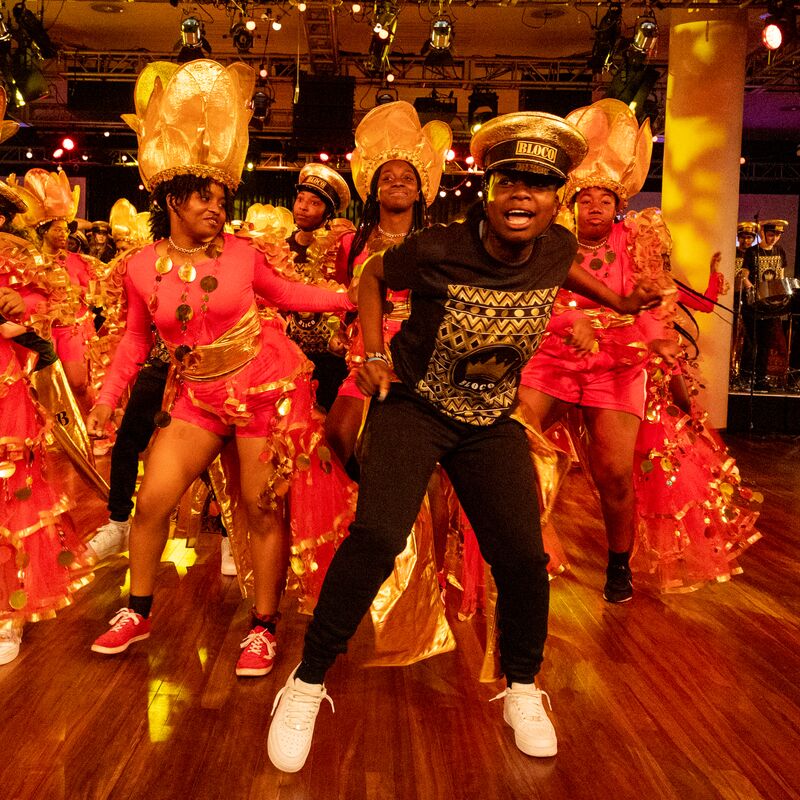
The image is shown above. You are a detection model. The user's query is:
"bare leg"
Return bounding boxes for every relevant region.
[236,437,289,617]
[582,407,641,553]
[129,419,224,596]
[324,395,365,466]
[516,385,571,431]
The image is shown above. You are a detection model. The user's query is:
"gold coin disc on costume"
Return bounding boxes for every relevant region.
[200,275,219,293]
[9,589,28,610]
[0,460,16,479]
[57,550,76,567]
[178,262,197,283]
[153,410,172,428]
[589,257,604,271]
[176,304,194,323]
[155,256,173,275]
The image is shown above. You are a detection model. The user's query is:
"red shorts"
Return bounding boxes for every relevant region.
[521,340,648,419]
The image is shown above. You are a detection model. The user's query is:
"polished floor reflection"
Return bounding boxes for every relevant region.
[0,436,798,800]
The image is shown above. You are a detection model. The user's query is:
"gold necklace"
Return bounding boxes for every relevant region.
[377,224,409,239]
[577,236,609,253]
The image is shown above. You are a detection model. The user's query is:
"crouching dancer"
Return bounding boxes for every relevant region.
[267,111,651,771]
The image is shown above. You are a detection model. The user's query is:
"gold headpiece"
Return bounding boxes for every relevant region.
[760,219,788,234]
[7,169,80,229]
[470,112,588,184]
[350,100,452,206]
[0,87,19,146]
[737,221,759,237]
[109,198,152,247]
[296,163,351,214]
[561,99,652,206]
[122,59,255,191]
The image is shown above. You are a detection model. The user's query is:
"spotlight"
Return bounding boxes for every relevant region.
[52,148,63,159]
[25,149,32,159]
[439,190,446,198]
[345,152,353,161]
[761,0,797,51]
[12,1,58,59]
[386,72,395,82]
[352,2,362,12]
[231,21,254,53]
[245,19,257,32]
[250,85,275,129]
[259,64,268,79]
[364,7,397,77]
[430,18,453,50]
[62,137,75,151]
[319,152,330,162]
[376,87,398,105]
[468,88,498,134]
[413,89,458,125]
[297,1,307,10]
[103,131,110,137]
[272,19,282,31]
[178,17,211,62]
[631,14,659,59]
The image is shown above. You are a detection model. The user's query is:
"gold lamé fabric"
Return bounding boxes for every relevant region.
[359,493,455,667]
[27,361,109,500]
[124,59,255,190]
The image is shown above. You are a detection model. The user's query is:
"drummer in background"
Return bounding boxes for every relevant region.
[735,221,757,292]
[745,219,790,392]
[748,219,789,283]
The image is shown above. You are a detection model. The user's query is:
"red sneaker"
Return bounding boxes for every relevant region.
[235,626,277,677]
[91,608,151,654]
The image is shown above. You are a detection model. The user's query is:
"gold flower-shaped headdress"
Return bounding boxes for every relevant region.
[7,169,80,229]
[350,101,452,207]
[122,59,255,191]
[562,98,653,206]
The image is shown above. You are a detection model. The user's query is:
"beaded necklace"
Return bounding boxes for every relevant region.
[376,224,409,240]
[575,237,617,278]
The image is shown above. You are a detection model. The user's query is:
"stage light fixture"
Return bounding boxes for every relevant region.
[231,21,254,53]
[245,19,257,32]
[178,17,211,62]
[62,137,75,151]
[468,88,498,134]
[631,13,659,58]
[430,18,452,50]
[376,86,398,105]
[413,88,458,125]
[250,83,275,130]
[760,0,797,51]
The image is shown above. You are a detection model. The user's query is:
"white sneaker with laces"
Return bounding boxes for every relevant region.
[87,519,131,562]
[0,627,21,665]
[491,682,557,757]
[220,537,237,576]
[267,666,334,772]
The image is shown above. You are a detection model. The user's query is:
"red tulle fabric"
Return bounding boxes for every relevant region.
[0,341,91,623]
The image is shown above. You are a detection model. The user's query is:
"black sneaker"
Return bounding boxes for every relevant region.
[603,564,633,603]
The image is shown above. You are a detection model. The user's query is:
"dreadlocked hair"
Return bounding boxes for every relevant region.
[148,174,234,242]
[347,163,428,279]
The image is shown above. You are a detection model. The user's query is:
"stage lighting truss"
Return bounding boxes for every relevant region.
[364,1,399,77]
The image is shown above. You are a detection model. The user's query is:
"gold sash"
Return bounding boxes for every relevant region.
[167,304,262,382]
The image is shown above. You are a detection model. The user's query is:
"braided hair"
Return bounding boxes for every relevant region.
[149,174,234,242]
[346,161,428,279]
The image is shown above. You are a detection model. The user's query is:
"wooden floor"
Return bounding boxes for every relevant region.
[1,434,799,800]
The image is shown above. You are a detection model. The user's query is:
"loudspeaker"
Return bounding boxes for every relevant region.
[292,73,356,151]
[519,88,593,118]
[67,80,134,119]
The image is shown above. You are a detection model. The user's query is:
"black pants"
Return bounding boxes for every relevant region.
[107,361,169,521]
[301,384,549,685]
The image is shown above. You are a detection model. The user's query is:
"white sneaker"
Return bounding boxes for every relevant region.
[0,627,22,665]
[220,537,237,576]
[491,682,557,757]
[87,519,131,561]
[267,666,334,772]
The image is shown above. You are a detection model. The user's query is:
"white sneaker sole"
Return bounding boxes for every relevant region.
[504,708,558,757]
[91,631,150,654]
[220,564,237,577]
[267,728,312,774]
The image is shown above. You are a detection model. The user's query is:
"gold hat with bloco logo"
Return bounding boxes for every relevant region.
[350,100,452,207]
[760,219,788,234]
[737,221,759,237]
[470,111,588,185]
[296,163,351,214]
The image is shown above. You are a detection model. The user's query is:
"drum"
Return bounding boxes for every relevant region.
[752,277,795,315]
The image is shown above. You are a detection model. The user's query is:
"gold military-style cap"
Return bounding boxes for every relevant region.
[470,111,588,185]
[737,221,759,237]
[760,219,788,233]
[296,163,351,214]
